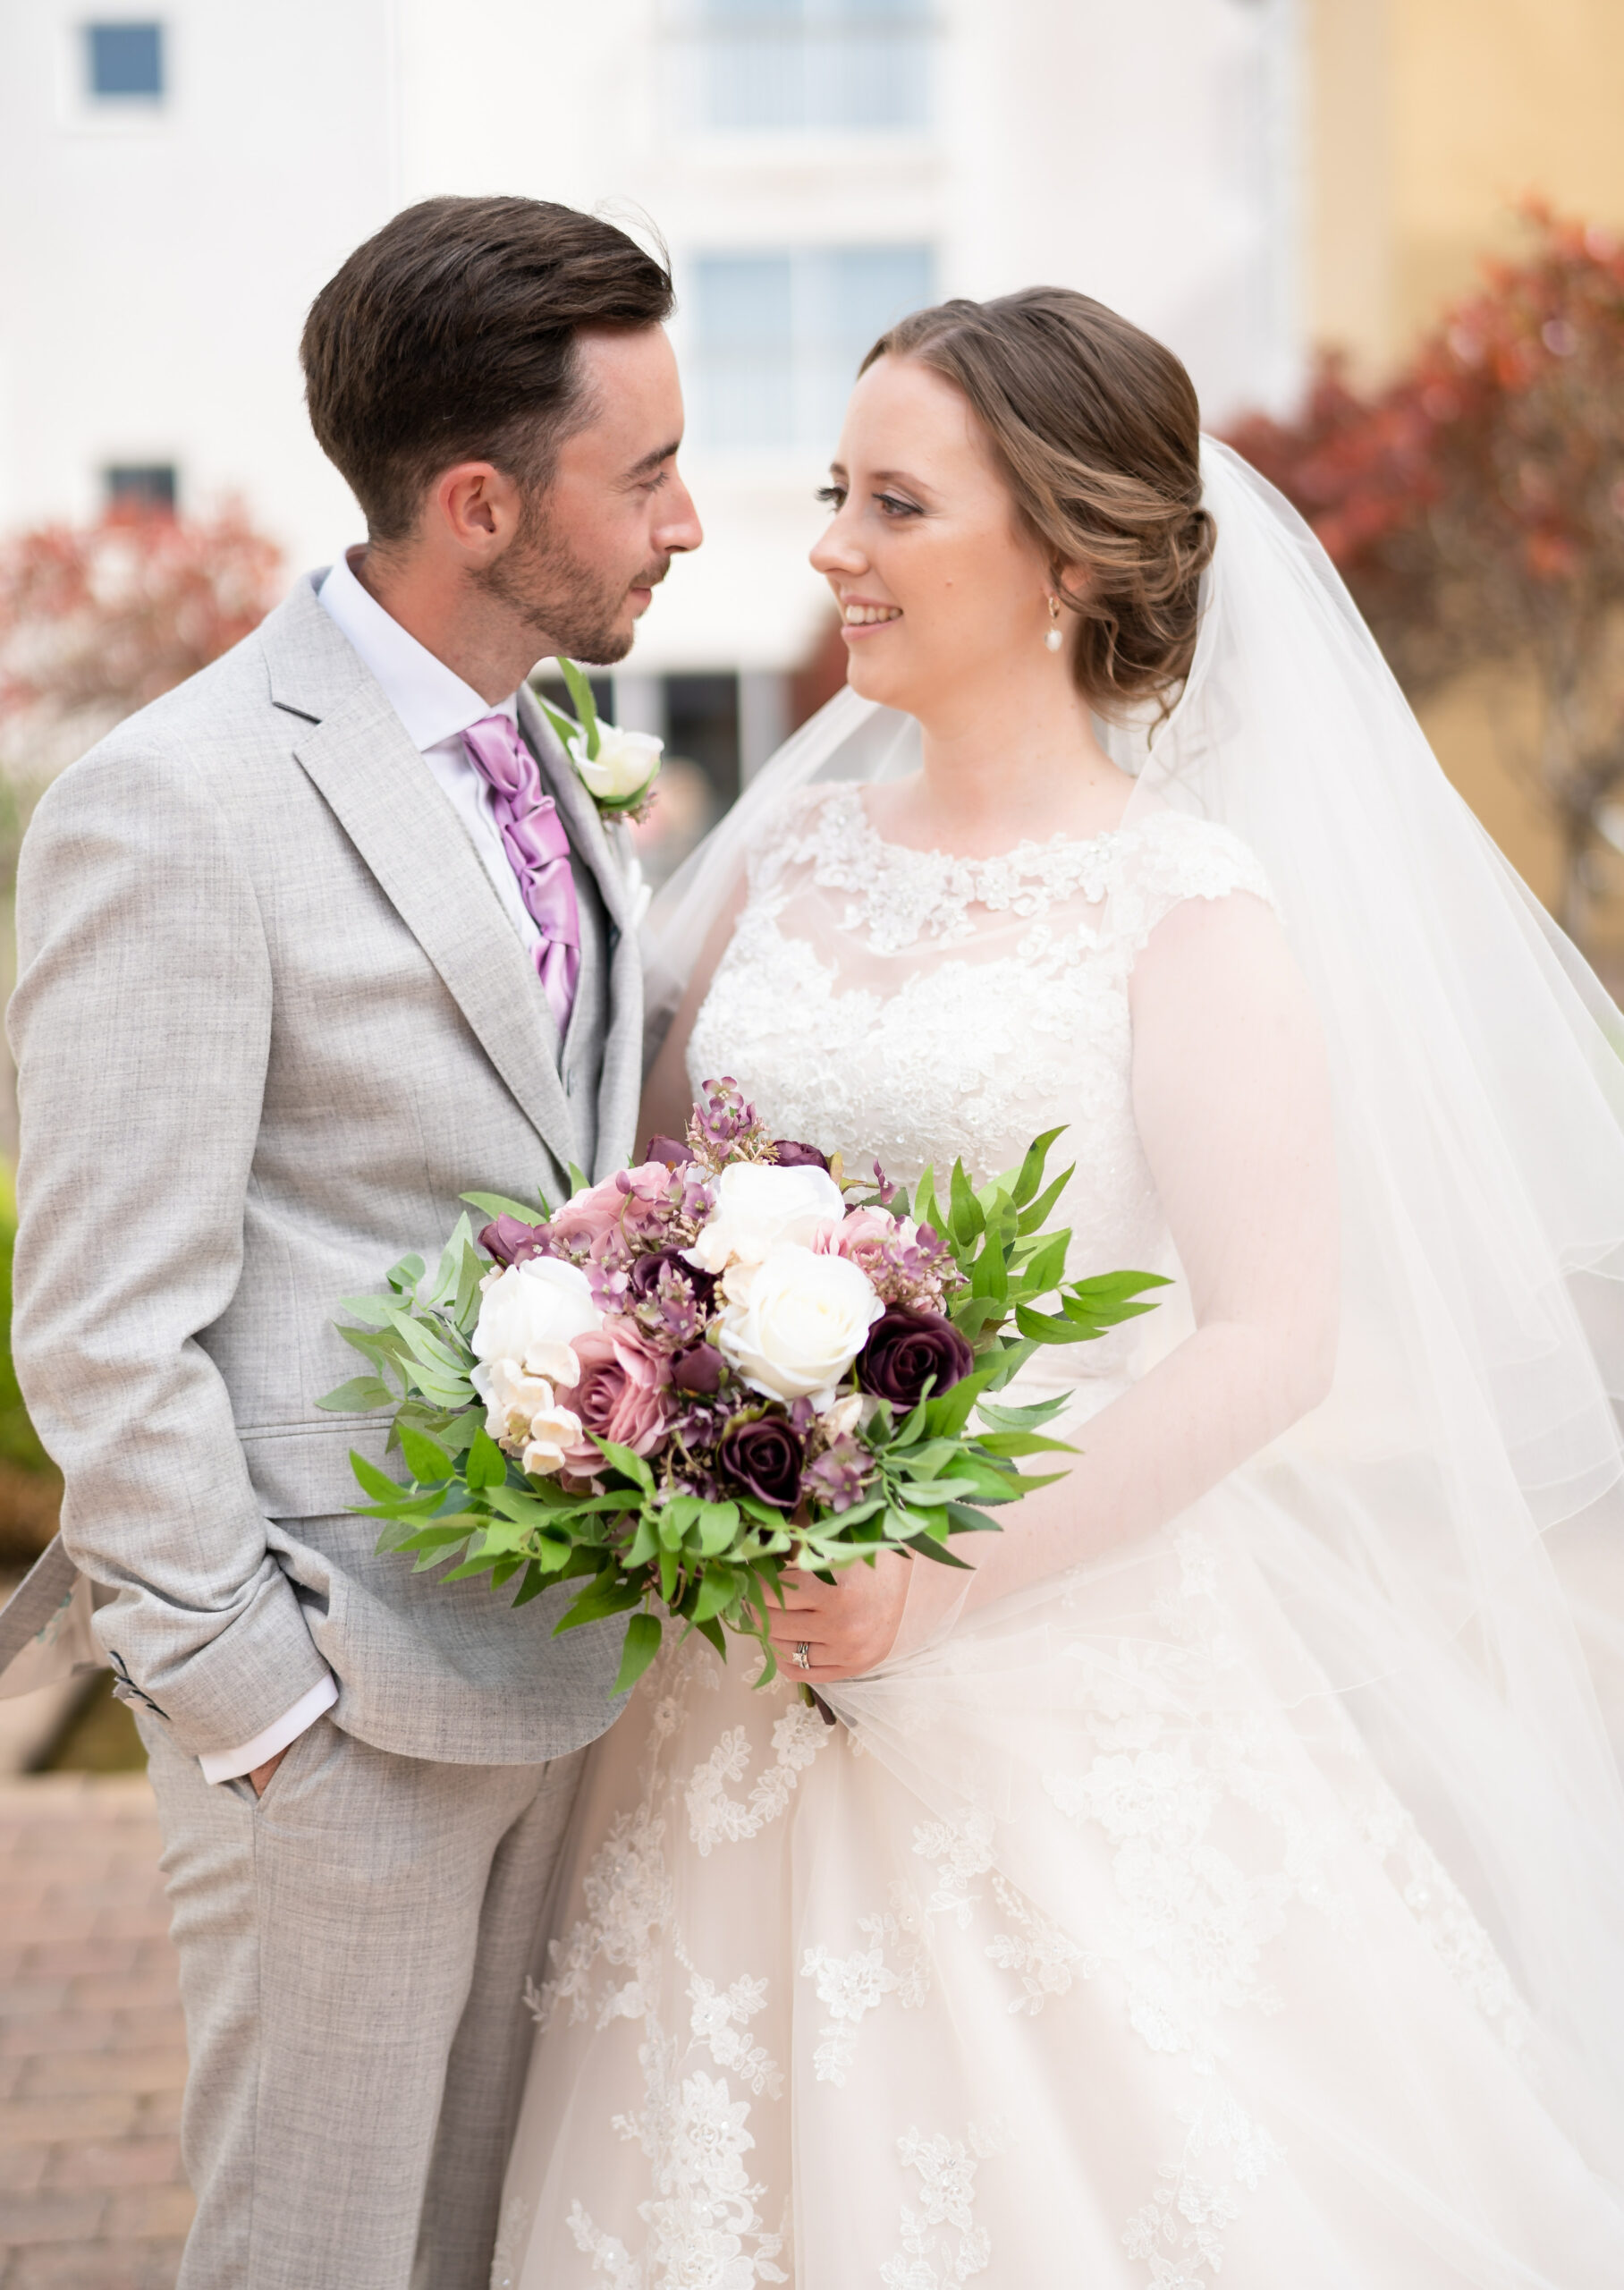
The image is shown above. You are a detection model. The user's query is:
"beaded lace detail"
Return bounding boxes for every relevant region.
[688,783,1273,1375]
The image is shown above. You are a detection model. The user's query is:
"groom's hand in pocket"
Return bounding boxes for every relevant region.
[767,1552,912,1682]
[250,1748,288,1797]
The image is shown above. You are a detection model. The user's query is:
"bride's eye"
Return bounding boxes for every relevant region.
[875,493,921,519]
[815,485,847,510]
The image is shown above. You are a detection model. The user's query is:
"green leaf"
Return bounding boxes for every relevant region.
[695,1616,729,1660]
[693,1499,742,1556]
[613,1611,663,1694]
[337,1293,402,1328]
[461,1191,547,1229]
[943,1501,1007,1535]
[1016,1163,1076,1236]
[398,1425,453,1484]
[693,1565,742,1624]
[557,657,602,758]
[1014,1302,1087,1345]
[976,1429,1078,1458]
[350,1450,408,1504]
[567,1162,591,1197]
[903,1533,974,1567]
[1011,1126,1067,1209]
[948,1159,985,1251]
[975,1393,1069,1431]
[316,1375,395,1413]
[554,1570,644,1633]
[464,1427,508,1491]
[592,1438,656,1494]
[386,1252,427,1293]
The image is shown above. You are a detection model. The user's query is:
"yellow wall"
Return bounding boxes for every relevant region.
[1304,0,1624,955]
[1307,0,1624,378]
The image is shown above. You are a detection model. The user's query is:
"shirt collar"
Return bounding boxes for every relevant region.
[317,547,517,753]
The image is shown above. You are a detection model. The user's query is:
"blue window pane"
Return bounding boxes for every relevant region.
[829,246,935,355]
[695,259,796,449]
[87,22,165,99]
[105,464,176,509]
[695,0,934,131]
[693,246,934,452]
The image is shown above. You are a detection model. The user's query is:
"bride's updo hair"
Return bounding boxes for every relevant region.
[862,288,1214,712]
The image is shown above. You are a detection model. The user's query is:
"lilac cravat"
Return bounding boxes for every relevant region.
[461,714,580,1039]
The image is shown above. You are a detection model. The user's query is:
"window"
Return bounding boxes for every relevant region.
[682,0,935,134]
[105,464,176,510]
[692,244,934,451]
[85,21,165,101]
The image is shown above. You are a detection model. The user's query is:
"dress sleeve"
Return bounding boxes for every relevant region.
[1113,814,1276,966]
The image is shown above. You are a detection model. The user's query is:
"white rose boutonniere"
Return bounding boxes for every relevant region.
[536,656,663,826]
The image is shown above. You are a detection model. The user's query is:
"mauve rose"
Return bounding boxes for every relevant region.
[479,1214,549,1268]
[816,1206,896,1273]
[672,1341,724,1395]
[645,1134,694,1168]
[546,1175,630,1251]
[627,1247,717,1310]
[719,1412,805,1510]
[555,1320,672,1469]
[772,1139,831,1171]
[857,1306,974,1408]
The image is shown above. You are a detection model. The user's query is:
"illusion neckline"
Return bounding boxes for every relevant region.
[843,782,1144,870]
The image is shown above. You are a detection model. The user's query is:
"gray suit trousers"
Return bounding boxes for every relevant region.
[139,1710,586,2290]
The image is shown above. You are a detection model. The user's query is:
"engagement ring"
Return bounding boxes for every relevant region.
[792,1642,812,1670]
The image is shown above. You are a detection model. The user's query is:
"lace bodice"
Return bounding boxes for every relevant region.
[688,784,1272,1370]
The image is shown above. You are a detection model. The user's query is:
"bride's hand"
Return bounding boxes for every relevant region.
[766,1552,913,1683]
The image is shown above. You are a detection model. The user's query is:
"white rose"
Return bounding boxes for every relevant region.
[716,1243,884,1407]
[575,724,663,805]
[471,1256,602,1383]
[687,1161,844,1278]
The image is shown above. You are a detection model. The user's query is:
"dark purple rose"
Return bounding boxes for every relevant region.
[719,1412,805,1510]
[645,1134,694,1169]
[479,1214,549,1268]
[857,1307,975,1409]
[772,1138,831,1172]
[627,1247,717,1311]
[672,1342,725,1395]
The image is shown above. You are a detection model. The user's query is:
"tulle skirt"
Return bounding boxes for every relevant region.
[493,1467,1624,2289]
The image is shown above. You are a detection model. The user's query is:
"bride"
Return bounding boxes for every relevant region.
[491,290,1624,2286]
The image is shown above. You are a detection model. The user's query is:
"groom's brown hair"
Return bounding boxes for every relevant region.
[302,195,674,544]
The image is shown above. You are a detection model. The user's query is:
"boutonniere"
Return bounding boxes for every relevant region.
[536,657,663,827]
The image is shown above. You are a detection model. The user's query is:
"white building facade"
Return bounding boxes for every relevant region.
[0,0,1301,796]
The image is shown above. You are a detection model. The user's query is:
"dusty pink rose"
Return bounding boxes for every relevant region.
[547,1175,628,1251]
[555,1318,673,1471]
[817,1208,900,1277]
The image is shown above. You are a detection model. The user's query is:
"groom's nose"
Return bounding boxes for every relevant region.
[655,474,703,556]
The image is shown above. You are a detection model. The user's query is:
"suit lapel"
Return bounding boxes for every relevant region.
[262,585,577,1163]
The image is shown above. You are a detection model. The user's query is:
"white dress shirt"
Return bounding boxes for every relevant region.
[200,549,534,1785]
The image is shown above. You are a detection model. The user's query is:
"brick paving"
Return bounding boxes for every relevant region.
[0,1776,192,2289]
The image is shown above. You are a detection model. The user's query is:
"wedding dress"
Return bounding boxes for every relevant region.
[491,447,1624,2286]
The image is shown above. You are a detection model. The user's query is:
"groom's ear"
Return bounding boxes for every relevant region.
[425,461,526,564]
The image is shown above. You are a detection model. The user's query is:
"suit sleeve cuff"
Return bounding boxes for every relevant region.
[199,1672,338,1785]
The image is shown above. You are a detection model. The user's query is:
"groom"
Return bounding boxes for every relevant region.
[4,197,699,2287]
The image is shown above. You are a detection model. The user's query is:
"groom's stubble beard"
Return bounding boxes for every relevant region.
[477,489,670,669]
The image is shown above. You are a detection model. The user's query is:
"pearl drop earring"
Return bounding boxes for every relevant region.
[1045,595,1064,652]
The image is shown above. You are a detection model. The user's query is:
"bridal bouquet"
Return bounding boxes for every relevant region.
[322,1083,1164,1692]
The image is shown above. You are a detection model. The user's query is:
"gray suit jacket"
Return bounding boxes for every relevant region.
[4,574,643,1763]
